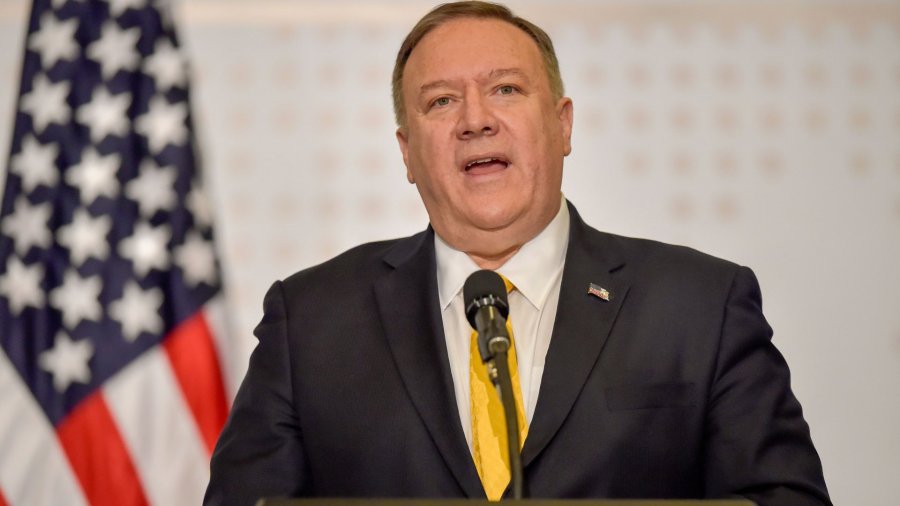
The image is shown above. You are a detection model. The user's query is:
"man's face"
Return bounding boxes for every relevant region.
[396,17,573,258]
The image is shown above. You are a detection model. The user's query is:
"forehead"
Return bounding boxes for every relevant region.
[403,17,546,87]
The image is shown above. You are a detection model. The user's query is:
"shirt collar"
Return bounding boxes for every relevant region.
[435,196,569,311]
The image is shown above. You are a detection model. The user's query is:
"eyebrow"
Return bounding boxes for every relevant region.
[488,68,531,83]
[417,67,532,96]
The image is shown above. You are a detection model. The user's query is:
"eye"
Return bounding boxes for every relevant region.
[497,85,517,95]
[431,96,451,108]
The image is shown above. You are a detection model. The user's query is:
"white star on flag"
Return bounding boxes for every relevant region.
[118,221,171,277]
[143,38,187,91]
[20,73,71,133]
[175,231,217,287]
[57,209,112,265]
[65,147,121,203]
[38,332,94,392]
[108,0,148,18]
[126,160,177,217]
[0,256,45,314]
[86,21,141,80]
[76,85,132,143]
[49,269,103,329]
[135,95,188,153]
[10,135,59,192]
[28,12,79,69]
[110,281,163,341]
[1,197,52,256]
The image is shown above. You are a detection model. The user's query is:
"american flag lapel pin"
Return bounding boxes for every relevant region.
[587,283,610,301]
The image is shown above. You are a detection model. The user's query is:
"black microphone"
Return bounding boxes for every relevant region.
[463,269,526,500]
[464,269,510,363]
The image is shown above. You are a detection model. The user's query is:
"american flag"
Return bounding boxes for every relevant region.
[587,283,610,302]
[0,0,232,504]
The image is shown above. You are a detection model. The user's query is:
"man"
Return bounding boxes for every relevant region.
[206,2,830,505]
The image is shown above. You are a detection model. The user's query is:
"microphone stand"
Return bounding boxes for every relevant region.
[486,339,525,500]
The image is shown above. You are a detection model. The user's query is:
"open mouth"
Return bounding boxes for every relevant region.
[463,156,510,174]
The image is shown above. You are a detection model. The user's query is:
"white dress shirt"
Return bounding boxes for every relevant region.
[434,197,569,453]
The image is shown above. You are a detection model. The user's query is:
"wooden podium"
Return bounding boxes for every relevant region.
[258,500,756,506]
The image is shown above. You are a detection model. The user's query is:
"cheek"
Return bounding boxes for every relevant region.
[405,134,435,177]
[409,125,452,163]
[510,112,554,155]
[407,145,456,200]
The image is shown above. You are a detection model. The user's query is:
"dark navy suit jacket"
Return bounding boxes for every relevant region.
[205,203,830,506]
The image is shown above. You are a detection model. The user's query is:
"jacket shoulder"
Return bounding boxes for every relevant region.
[568,203,743,279]
[278,229,428,295]
[584,227,749,294]
[613,232,738,270]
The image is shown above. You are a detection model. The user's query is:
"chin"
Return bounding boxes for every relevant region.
[466,205,525,232]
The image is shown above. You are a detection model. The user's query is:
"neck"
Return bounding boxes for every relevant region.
[434,195,564,270]
[466,244,522,270]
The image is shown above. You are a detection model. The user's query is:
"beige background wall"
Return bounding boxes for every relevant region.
[2,1,899,504]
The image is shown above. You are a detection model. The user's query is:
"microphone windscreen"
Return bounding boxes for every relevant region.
[463,270,509,327]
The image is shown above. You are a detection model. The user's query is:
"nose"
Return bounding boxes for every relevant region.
[456,93,498,140]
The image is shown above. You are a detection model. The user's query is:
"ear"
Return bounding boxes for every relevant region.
[556,97,574,156]
[396,127,415,183]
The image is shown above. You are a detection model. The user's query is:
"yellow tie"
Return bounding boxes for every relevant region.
[470,275,528,501]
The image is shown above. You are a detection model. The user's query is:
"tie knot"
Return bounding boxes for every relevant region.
[499,274,515,294]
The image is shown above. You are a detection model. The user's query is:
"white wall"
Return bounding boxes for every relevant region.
[2,1,898,504]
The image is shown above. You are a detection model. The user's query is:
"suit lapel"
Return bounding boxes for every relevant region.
[374,229,484,498]
[521,205,631,468]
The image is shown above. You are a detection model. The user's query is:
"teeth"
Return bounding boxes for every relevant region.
[466,158,499,168]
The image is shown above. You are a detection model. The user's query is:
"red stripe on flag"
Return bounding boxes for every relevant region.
[0,486,8,506]
[57,392,149,506]
[163,310,228,455]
